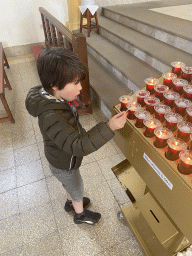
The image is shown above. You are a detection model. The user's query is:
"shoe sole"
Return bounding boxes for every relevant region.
[74,218,101,225]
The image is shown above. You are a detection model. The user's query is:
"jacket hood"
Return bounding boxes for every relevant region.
[25,86,71,117]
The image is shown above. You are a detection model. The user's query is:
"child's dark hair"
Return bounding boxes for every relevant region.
[37,47,85,94]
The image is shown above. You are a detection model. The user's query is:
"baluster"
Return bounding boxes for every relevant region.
[41,14,48,46]
[51,24,58,46]
[45,18,52,46]
[57,32,64,48]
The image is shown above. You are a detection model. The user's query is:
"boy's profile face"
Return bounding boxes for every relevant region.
[52,81,82,102]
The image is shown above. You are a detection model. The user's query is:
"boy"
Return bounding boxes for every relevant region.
[25,47,127,225]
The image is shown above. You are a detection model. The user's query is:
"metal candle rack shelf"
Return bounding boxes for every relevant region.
[111,71,192,256]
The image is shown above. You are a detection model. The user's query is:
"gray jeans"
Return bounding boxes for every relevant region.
[49,164,84,202]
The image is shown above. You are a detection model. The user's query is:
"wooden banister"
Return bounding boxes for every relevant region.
[39,7,92,114]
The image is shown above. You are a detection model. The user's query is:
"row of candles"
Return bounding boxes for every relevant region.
[177,245,192,256]
[119,61,192,175]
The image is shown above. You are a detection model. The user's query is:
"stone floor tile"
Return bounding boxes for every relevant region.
[46,175,66,202]
[0,132,13,153]
[20,202,57,244]
[84,181,118,215]
[51,198,74,229]
[14,144,40,167]
[93,209,134,250]
[97,154,122,181]
[23,231,63,256]
[0,167,16,193]
[59,224,103,256]
[81,153,96,166]
[17,179,50,212]
[16,160,45,187]
[107,178,131,206]
[80,161,106,189]
[41,157,52,178]
[93,141,118,161]
[37,141,45,159]
[0,215,23,254]
[0,246,23,256]
[0,189,19,220]
[11,128,36,150]
[0,150,15,172]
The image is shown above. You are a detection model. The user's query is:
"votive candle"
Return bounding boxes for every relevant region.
[154,127,172,148]
[163,91,180,108]
[143,118,161,137]
[182,66,192,82]
[183,85,192,100]
[175,98,192,116]
[154,104,171,122]
[171,61,185,76]
[162,73,177,88]
[165,137,187,161]
[144,77,159,94]
[119,95,133,111]
[135,90,150,107]
[186,106,192,122]
[154,84,169,101]
[172,78,188,95]
[126,102,141,120]
[135,110,150,128]
[177,150,192,175]
[177,121,192,142]
[144,96,160,114]
[164,113,182,132]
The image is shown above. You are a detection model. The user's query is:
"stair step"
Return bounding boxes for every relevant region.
[103,0,192,54]
[98,16,192,73]
[88,53,131,111]
[86,33,161,92]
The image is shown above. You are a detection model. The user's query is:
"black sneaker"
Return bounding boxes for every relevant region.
[64,197,90,212]
[74,209,101,225]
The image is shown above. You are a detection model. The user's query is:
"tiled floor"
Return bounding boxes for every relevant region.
[0,54,144,255]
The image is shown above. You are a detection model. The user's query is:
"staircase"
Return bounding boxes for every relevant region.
[85,0,192,119]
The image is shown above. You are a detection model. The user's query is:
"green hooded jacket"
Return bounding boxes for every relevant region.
[25,86,115,170]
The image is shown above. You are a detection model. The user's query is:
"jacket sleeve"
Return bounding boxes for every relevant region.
[42,111,115,156]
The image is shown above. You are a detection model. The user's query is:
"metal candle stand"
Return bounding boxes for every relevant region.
[112,71,192,256]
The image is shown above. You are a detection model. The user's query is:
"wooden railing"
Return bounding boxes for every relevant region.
[39,7,92,114]
[0,42,14,123]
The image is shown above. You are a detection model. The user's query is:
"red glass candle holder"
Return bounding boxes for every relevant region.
[171,61,185,76]
[177,121,192,142]
[174,98,192,116]
[135,90,150,107]
[163,91,180,108]
[188,134,192,150]
[181,66,192,82]
[143,118,161,138]
[177,150,192,175]
[119,95,133,111]
[164,113,182,132]
[162,73,177,89]
[186,107,192,122]
[135,110,150,128]
[172,78,188,95]
[154,104,171,122]
[126,102,141,120]
[153,127,172,148]
[165,137,187,161]
[144,78,159,94]
[183,85,192,100]
[154,84,169,101]
[144,96,160,114]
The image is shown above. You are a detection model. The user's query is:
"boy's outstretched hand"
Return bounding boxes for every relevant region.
[108,111,127,131]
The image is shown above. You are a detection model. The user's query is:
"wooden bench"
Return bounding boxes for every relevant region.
[0,42,15,123]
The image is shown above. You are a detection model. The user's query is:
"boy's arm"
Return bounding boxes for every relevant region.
[43,112,115,157]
